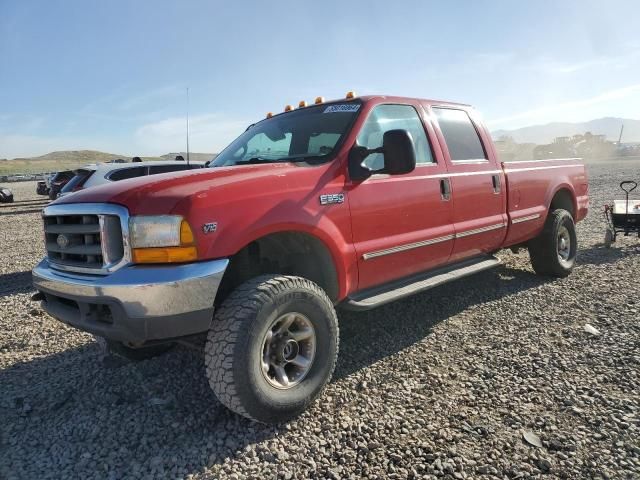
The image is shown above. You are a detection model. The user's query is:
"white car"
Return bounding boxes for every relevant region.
[58,160,205,198]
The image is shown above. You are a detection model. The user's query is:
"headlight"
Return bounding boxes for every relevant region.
[129,215,197,264]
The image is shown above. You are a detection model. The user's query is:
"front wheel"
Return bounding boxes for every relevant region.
[205,275,339,423]
[528,208,577,277]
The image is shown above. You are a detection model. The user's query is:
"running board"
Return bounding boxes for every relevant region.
[343,255,501,311]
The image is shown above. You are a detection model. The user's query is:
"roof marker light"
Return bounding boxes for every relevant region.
[284,104,294,112]
[266,112,273,118]
[298,100,307,108]
[315,96,325,104]
[345,91,356,99]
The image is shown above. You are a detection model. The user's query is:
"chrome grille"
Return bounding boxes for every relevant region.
[43,204,129,274]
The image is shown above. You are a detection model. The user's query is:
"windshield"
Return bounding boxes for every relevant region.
[211,101,361,167]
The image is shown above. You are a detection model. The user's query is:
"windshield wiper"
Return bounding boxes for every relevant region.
[235,157,277,165]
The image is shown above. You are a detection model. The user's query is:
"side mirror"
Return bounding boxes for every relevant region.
[348,129,416,181]
[382,129,416,175]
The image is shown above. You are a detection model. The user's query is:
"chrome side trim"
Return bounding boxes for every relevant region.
[502,157,581,164]
[43,203,131,275]
[503,164,583,173]
[362,222,506,260]
[365,170,502,182]
[511,213,541,224]
[455,222,506,238]
[450,159,490,165]
[362,234,455,260]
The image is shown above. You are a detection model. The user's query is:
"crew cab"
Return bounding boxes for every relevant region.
[32,93,589,423]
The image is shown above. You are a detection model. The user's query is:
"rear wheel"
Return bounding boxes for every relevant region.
[528,209,577,277]
[205,275,339,423]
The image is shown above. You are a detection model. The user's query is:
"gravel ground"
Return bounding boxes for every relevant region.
[1,160,639,480]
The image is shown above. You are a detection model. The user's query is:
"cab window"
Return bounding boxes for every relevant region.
[357,104,433,170]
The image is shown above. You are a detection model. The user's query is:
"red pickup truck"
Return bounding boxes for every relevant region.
[33,93,589,423]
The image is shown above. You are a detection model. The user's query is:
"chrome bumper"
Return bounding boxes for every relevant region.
[33,258,229,343]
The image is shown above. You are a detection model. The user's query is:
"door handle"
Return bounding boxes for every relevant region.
[440,178,451,201]
[491,174,501,194]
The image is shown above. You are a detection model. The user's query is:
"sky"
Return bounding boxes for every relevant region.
[1,0,639,158]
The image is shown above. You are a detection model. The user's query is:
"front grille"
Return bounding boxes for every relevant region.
[44,213,124,273]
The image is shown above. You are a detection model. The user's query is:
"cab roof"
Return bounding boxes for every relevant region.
[261,94,472,123]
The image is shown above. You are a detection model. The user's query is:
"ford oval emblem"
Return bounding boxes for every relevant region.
[56,234,70,249]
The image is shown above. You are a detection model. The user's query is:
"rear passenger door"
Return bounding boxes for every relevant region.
[347,103,454,290]
[430,106,507,262]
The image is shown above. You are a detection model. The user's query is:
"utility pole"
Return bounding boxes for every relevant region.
[618,123,624,144]
[186,87,190,165]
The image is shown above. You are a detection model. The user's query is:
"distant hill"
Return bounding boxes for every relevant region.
[4,150,143,164]
[5,150,216,163]
[492,117,640,145]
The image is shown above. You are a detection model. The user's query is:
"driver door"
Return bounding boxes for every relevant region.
[346,103,454,291]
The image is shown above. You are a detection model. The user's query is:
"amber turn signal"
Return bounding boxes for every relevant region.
[132,246,198,264]
[180,220,194,244]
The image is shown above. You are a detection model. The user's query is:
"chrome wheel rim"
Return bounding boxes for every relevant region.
[557,225,572,265]
[261,312,316,389]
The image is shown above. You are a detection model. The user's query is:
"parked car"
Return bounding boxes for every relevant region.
[48,170,74,200]
[33,93,589,423]
[58,160,205,197]
[0,186,14,203]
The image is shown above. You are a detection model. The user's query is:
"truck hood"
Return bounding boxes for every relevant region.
[53,163,302,215]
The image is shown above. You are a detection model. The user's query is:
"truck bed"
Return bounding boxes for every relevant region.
[501,158,589,247]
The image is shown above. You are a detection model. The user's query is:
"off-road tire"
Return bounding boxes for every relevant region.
[106,340,175,361]
[528,208,577,277]
[205,275,339,424]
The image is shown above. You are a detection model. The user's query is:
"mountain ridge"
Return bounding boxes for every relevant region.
[492,117,640,145]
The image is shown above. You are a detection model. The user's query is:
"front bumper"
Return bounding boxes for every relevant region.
[33,258,229,344]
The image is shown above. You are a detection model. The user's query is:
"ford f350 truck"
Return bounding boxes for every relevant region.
[33,93,589,423]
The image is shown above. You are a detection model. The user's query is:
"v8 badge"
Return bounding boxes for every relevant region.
[203,222,218,234]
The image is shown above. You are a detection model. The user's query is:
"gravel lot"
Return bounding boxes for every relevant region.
[1,160,639,479]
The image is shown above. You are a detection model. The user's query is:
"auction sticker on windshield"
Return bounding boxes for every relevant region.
[323,104,360,113]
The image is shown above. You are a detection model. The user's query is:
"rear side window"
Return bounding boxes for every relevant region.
[432,108,487,161]
[60,169,94,193]
[357,104,433,170]
[108,166,147,181]
[149,164,192,175]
